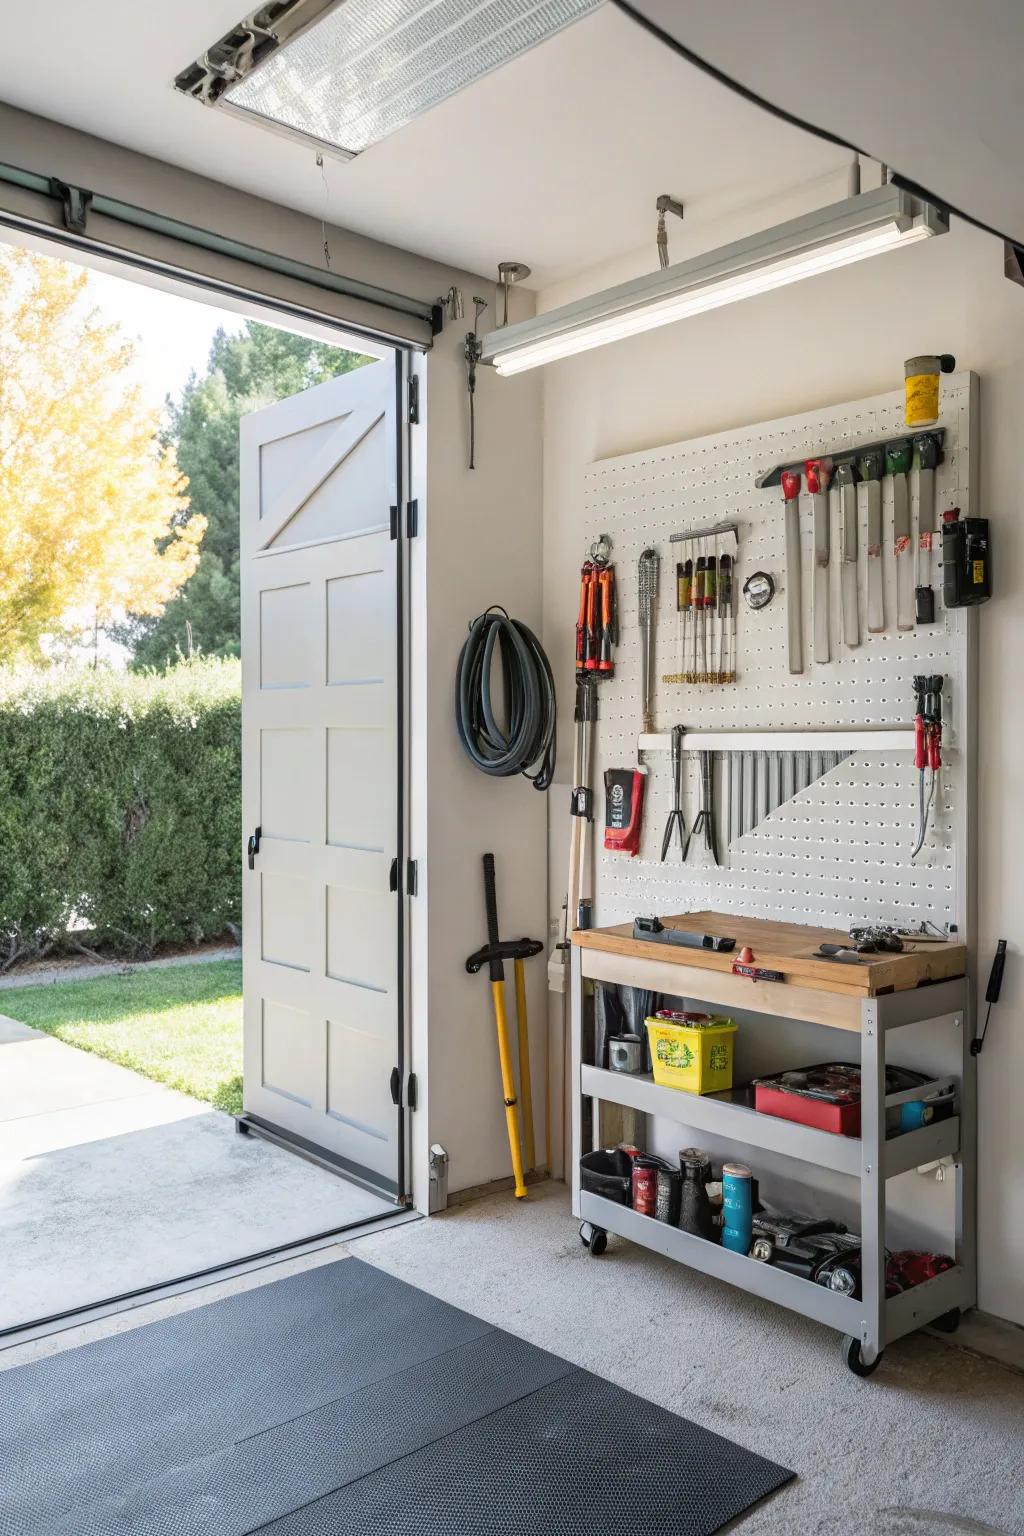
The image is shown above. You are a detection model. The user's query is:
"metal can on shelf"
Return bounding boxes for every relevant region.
[632,1156,661,1216]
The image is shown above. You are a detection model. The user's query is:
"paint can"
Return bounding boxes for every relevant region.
[631,1155,662,1217]
[655,1167,682,1225]
[608,1033,644,1073]
[904,353,955,427]
[721,1162,753,1254]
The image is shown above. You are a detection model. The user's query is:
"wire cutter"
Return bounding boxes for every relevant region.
[684,750,720,866]
[660,724,687,860]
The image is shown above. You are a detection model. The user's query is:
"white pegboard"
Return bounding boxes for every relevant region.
[586,373,977,933]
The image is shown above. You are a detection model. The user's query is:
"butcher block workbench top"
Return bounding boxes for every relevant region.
[572,912,967,999]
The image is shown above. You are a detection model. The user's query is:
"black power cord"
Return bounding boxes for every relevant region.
[612,0,1024,254]
[455,607,556,790]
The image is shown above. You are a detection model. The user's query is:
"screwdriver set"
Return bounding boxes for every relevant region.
[662,521,738,686]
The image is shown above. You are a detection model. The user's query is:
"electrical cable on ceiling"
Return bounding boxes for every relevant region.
[612,0,1024,254]
[455,607,556,790]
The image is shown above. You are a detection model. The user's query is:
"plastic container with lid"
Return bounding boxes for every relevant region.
[645,1012,737,1094]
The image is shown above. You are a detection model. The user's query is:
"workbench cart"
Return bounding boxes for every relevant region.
[570,915,975,1375]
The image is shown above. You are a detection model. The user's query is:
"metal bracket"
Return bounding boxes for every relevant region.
[408,374,420,425]
[49,179,92,235]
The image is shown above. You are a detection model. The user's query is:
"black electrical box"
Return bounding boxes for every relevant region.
[941,509,991,607]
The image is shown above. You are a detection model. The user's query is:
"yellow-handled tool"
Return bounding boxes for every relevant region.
[466,854,543,1199]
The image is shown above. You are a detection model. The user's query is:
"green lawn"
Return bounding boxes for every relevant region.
[0,958,244,1114]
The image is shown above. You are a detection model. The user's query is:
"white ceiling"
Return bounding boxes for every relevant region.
[0,1,845,287]
[632,0,1024,249]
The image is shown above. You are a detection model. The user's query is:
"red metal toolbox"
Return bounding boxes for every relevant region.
[752,1063,929,1137]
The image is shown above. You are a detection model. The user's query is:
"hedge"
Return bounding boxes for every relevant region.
[0,658,241,967]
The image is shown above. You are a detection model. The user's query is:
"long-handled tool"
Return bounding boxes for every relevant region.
[911,674,943,860]
[638,548,659,730]
[913,431,941,624]
[683,750,719,866]
[834,460,859,649]
[859,447,885,634]
[886,438,914,631]
[567,676,597,930]
[806,458,832,663]
[467,854,543,1196]
[660,723,687,860]
[781,469,804,674]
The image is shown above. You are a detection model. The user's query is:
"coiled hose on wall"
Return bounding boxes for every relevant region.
[455,607,556,791]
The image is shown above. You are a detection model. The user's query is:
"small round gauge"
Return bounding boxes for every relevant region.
[742,571,776,609]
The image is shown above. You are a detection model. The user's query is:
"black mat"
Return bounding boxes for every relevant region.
[0,1258,794,1535]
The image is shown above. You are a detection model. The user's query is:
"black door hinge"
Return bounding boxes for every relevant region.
[406,858,418,896]
[389,856,399,892]
[408,374,420,425]
[389,1069,417,1110]
[406,499,418,538]
[247,826,261,869]
[389,504,399,541]
[50,179,92,235]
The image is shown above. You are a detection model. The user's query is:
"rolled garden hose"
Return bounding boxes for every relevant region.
[455,607,556,790]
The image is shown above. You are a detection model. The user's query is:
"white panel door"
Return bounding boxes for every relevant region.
[240,354,406,1198]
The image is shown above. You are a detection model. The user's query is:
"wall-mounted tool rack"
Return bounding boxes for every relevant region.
[582,372,978,938]
[570,913,974,1374]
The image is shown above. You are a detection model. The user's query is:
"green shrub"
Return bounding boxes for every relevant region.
[0,657,240,965]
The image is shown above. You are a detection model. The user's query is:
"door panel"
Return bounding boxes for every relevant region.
[241,354,404,1196]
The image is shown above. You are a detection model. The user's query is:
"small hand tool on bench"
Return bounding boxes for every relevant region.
[632,916,736,952]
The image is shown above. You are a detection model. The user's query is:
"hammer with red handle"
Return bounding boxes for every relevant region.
[781,468,803,674]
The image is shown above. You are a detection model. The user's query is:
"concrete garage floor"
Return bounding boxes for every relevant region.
[0,1014,392,1332]
[3,1183,1022,1534]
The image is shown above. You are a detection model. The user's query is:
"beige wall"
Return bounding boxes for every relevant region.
[539,213,1024,1324]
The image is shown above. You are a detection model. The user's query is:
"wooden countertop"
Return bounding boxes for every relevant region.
[572,911,967,998]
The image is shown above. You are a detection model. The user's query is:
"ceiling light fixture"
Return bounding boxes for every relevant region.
[481,186,947,376]
[176,0,603,159]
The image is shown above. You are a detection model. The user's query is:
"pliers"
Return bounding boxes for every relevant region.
[660,724,687,860]
[684,750,720,866]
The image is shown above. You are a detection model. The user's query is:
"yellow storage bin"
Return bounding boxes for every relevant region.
[645,1014,737,1095]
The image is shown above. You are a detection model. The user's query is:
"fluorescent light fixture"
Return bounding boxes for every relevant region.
[176,0,602,159]
[481,186,947,375]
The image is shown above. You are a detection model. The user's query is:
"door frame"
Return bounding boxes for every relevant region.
[0,220,427,1343]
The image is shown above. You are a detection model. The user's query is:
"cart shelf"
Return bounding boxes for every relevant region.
[580,1064,961,1179]
[570,911,976,1374]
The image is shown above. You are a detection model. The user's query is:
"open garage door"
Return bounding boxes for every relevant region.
[239,353,409,1201]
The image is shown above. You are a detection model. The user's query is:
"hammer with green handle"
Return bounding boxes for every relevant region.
[859,447,885,634]
[885,438,914,632]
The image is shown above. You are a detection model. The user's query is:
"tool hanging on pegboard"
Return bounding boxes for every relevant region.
[663,521,738,685]
[885,438,914,631]
[638,547,660,729]
[911,674,944,860]
[807,458,832,663]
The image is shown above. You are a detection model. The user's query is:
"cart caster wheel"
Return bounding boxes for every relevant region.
[579,1221,607,1256]
[843,1335,883,1377]
[930,1307,961,1335]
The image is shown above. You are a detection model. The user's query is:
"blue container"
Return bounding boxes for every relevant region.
[721,1162,753,1254]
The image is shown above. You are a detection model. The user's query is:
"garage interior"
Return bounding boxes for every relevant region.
[1,2,1023,1534]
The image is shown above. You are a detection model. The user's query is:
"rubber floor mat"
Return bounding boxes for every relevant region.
[1,1257,794,1536]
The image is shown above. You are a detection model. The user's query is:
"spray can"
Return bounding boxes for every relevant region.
[721,1162,753,1254]
[904,354,955,428]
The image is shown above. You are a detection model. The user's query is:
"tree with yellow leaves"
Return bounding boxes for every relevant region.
[0,246,204,662]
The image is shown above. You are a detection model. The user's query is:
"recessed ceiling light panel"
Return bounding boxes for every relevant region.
[176,0,602,159]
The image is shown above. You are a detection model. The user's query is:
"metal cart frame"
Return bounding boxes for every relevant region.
[570,941,975,1374]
